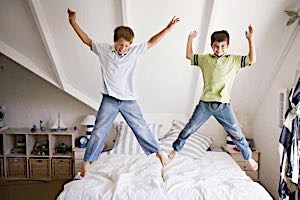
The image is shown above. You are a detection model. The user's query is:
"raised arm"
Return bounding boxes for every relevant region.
[245,25,256,64]
[147,16,180,48]
[186,31,198,60]
[68,9,92,48]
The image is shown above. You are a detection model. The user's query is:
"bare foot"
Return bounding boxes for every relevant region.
[80,161,91,177]
[156,152,167,166]
[168,150,177,160]
[246,158,258,171]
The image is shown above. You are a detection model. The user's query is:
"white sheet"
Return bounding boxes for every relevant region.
[163,152,272,200]
[57,152,272,200]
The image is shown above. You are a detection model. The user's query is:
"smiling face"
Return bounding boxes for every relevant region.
[211,40,228,57]
[210,30,230,57]
[114,38,131,55]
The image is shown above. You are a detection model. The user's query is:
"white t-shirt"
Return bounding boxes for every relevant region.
[91,41,148,100]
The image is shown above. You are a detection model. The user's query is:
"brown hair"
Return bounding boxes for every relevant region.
[113,26,134,43]
[210,30,230,45]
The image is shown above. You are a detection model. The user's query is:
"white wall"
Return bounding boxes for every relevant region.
[126,0,207,114]
[0,0,57,84]
[40,0,123,102]
[209,0,297,121]
[252,30,300,198]
[0,53,96,136]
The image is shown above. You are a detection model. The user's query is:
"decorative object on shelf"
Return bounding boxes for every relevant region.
[80,115,96,139]
[55,142,71,154]
[31,142,49,155]
[285,8,300,26]
[51,112,68,132]
[11,135,26,154]
[31,125,37,133]
[77,136,88,148]
[0,105,8,131]
[39,120,46,131]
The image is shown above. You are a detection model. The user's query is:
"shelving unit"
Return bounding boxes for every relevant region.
[0,128,75,180]
[0,132,4,178]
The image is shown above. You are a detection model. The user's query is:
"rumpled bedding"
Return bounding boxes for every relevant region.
[57,152,272,200]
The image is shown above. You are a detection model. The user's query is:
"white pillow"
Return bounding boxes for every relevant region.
[109,122,161,155]
[159,120,213,158]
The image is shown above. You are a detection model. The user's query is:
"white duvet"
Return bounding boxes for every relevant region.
[57,152,273,200]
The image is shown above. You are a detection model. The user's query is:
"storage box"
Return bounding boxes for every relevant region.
[7,157,27,178]
[0,158,4,178]
[52,158,72,179]
[29,158,50,179]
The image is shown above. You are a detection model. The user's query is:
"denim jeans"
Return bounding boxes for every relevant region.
[84,94,161,162]
[172,101,252,160]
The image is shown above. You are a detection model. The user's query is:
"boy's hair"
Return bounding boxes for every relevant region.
[113,26,134,43]
[210,30,230,45]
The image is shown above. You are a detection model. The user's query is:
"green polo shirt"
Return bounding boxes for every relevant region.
[191,54,251,103]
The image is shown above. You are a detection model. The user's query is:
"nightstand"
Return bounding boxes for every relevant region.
[73,147,86,175]
[222,145,260,181]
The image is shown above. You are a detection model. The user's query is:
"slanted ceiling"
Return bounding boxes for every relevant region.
[0,0,299,120]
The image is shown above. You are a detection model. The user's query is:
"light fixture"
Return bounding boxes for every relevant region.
[80,115,96,139]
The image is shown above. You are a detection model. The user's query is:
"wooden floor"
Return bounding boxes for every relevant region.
[0,179,71,200]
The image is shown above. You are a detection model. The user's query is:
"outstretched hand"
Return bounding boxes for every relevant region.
[245,25,253,40]
[67,8,76,24]
[188,31,198,39]
[166,16,180,30]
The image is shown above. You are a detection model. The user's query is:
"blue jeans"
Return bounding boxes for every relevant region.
[172,101,252,160]
[84,94,161,161]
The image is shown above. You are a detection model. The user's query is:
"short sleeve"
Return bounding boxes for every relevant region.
[191,54,205,68]
[129,42,148,58]
[191,54,200,66]
[233,55,252,69]
[91,41,107,56]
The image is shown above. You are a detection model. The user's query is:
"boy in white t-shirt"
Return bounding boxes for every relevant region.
[68,9,179,176]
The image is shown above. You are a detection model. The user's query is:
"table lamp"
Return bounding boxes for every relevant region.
[80,115,96,139]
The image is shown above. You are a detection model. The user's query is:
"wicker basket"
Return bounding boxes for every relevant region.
[0,158,4,178]
[7,157,27,178]
[29,158,50,179]
[51,158,72,179]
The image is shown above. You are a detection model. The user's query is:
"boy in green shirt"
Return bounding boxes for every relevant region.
[169,26,258,171]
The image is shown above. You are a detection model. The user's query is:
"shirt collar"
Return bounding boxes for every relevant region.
[111,46,129,57]
[209,54,230,59]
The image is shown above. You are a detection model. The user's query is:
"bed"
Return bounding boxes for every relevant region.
[57,116,273,200]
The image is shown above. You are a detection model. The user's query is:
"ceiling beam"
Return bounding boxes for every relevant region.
[0,40,99,110]
[27,0,66,90]
[121,0,128,25]
[26,0,100,110]
[0,40,59,87]
[64,84,99,110]
[191,0,219,114]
